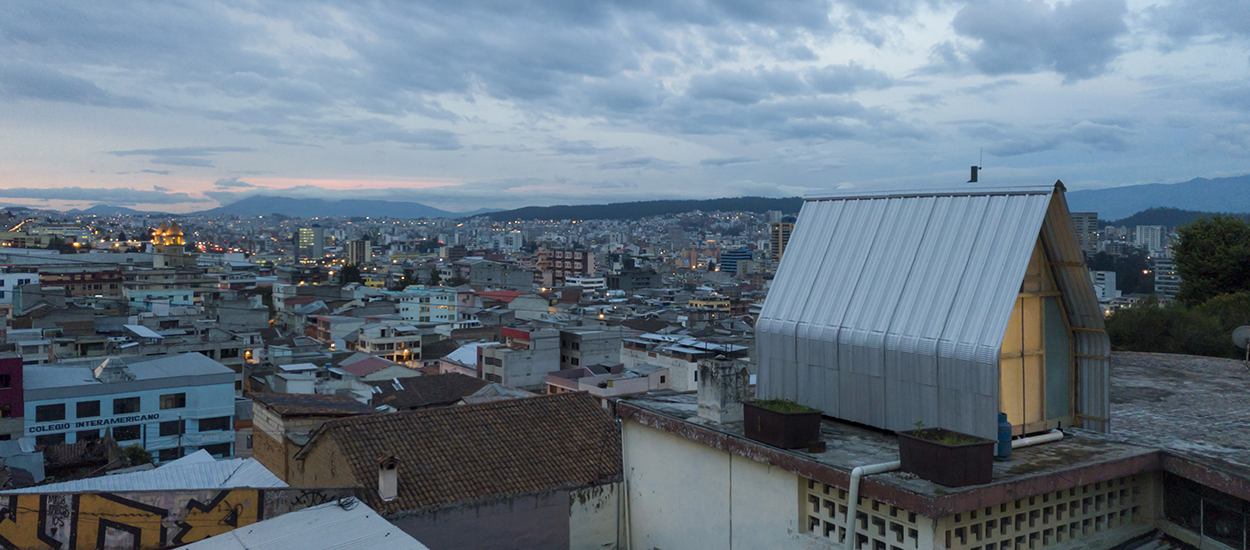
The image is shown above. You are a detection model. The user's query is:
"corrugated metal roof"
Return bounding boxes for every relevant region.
[179,499,429,550]
[0,451,286,493]
[756,183,1109,439]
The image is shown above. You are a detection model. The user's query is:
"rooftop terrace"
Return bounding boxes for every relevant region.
[616,351,1250,519]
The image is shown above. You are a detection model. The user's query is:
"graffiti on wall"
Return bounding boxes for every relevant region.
[0,488,354,550]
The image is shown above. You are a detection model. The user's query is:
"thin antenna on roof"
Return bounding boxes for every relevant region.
[968,147,983,183]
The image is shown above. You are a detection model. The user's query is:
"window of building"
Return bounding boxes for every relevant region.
[159,420,185,437]
[35,404,66,422]
[77,430,100,443]
[158,447,184,462]
[0,405,9,418]
[159,393,186,410]
[113,397,140,415]
[220,348,240,359]
[112,425,140,441]
[0,374,9,389]
[660,375,666,384]
[571,357,580,366]
[35,433,65,447]
[246,435,253,449]
[77,400,100,419]
[198,416,230,432]
[0,435,10,441]
[202,443,231,457]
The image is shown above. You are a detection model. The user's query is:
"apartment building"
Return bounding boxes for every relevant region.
[23,352,237,461]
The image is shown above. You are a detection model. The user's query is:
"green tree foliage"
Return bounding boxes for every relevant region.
[447,275,468,287]
[340,264,363,285]
[427,269,442,286]
[1106,291,1250,359]
[1103,207,1250,229]
[1173,215,1250,305]
[1086,249,1153,295]
[124,444,152,466]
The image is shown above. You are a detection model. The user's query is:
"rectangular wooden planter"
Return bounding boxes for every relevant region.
[743,401,821,449]
[897,428,995,487]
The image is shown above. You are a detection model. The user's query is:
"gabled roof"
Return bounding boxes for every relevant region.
[756,183,1109,438]
[476,290,523,303]
[1,450,286,494]
[298,392,620,514]
[179,499,429,550]
[366,373,489,410]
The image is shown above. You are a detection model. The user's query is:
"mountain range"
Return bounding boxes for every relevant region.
[1065,174,1250,220]
[26,173,1250,222]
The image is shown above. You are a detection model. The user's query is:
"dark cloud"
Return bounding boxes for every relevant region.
[109,146,253,157]
[806,63,894,94]
[0,61,147,108]
[151,157,216,167]
[550,140,615,156]
[214,177,254,188]
[0,187,209,205]
[948,0,1129,81]
[138,170,170,175]
[687,68,807,105]
[1145,0,1250,47]
[962,119,1133,156]
[152,185,170,192]
[701,156,757,166]
[597,157,680,171]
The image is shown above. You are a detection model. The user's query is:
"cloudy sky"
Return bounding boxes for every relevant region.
[0,0,1246,213]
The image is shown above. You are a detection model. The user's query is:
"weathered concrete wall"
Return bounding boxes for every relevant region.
[624,420,805,550]
[390,492,571,550]
[569,483,622,550]
[0,487,356,550]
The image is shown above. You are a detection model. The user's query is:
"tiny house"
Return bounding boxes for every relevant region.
[756,183,1109,439]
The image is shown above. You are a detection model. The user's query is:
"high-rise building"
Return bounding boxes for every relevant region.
[346,239,372,266]
[1070,212,1098,256]
[1135,225,1165,253]
[719,248,753,275]
[297,226,325,262]
[769,218,795,261]
[1153,258,1181,300]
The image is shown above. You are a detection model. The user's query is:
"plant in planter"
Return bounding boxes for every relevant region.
[897,422,995,487]
[743,399,822,449]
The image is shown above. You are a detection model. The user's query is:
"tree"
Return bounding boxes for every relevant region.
[427,269,442,286]
[447,275,468,287]
[124,444,152,466]
[340,264,363,285]
[1173,215,1250,305]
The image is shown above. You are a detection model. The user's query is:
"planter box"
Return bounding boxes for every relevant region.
[743,401,821,449]
[897,428,995,487]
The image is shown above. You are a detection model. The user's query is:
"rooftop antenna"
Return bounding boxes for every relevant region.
[1233,325,1250,371]
[968,147,983,183]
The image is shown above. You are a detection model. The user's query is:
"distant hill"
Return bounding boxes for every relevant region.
[1102,207,1250,228]
[486,196,804,221]
[192,196,465,219]
[1066,174,1250,220]
[68,205,160,216]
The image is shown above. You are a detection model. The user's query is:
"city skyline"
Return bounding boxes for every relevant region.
[1,0,1247,213]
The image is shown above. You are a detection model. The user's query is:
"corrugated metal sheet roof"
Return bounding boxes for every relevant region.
[0,451,286,493]
[179,499,429,550]
[756,183,1109,439]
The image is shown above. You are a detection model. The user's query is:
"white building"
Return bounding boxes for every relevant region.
[1135,225,1165,253]
[397,287,457,325]
[565,275,607,291]
[0,272,36,307]
[23,352,236,462]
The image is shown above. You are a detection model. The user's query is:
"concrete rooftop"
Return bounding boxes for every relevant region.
[616,351,1250,518]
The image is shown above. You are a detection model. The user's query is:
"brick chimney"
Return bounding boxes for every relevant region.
[697,356,749,424]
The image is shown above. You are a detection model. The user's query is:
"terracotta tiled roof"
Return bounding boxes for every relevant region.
[366,373,489,410]
[476,290,523,303]
[250,392,375,417]
[306,392,621,514]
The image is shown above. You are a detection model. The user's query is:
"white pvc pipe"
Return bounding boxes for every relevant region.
[843,460,901,550]
[1011,429,1063,449]
[841,430,1063,550]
